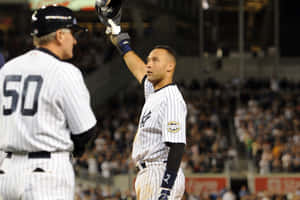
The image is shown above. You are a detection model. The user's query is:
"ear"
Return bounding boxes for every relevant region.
[166,63,174,72]
[55,30,64,45]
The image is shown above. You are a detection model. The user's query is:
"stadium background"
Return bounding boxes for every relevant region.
[0,0,300,199]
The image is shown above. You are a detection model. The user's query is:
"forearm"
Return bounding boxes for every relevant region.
[165,143,185,172]
[71,125,98,157]
[161,143,185,189]
[123,51,146,84]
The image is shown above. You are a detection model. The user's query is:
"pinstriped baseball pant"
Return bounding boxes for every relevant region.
[135,163,185,200]
[0,152,74,200]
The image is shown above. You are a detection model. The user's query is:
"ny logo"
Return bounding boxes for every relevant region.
[140,111,151,128]
[163,174,171,184]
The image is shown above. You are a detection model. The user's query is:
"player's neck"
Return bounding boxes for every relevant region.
[153,78,173,91]
[39,44,63,60]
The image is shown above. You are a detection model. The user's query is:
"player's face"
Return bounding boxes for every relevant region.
[146,49,170,84]
[60,29,77,60]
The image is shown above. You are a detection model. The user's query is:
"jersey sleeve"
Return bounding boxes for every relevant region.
[59,65,97,135]
[162,95,187,144]
[143,76,155,100]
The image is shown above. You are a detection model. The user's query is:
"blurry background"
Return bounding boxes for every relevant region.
[0,0,300,199]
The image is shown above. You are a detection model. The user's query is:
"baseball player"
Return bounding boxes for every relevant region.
[96,2,187,199]
[0,5,97,200]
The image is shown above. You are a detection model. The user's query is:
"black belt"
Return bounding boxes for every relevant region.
[136,161,167,172]
[136,162,147,171]
[6,151,51,159]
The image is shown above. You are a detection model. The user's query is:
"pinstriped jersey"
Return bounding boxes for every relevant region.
[0,48,97,152]
[132,77,187,163]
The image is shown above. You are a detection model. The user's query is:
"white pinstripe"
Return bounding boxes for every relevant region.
[135,164,185,200]
[0,49,96,200]
[0,152,74,200]
[133,77,187,199]
[0,49,96,152]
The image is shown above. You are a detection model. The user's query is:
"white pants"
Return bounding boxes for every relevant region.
[135,163,185,200]
[0,152,74,200]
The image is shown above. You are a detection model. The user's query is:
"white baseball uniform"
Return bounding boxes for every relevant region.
[0,48,96,200]
[133,77,187,200]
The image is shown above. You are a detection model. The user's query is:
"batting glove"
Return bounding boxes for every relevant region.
[157,169,177,199]
[110,32,132,56]
[158,188,171,200]
[106,19,121,35]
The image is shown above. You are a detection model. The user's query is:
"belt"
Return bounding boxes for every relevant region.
[136,161,167,172]
[6,151,51,159]
[136,162,147,171]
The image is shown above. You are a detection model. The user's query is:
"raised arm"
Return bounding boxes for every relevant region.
[123,51,146,84]
[94,2,146,84]
[110,33,146,84]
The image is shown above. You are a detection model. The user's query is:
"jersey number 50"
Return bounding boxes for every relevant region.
[3,75,43,116]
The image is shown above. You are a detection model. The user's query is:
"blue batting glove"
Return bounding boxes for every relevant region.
[158,188,171,200]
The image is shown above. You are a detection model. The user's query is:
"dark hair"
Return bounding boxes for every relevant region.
[153,45,177,61]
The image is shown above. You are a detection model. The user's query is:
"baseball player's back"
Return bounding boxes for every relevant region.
[0,5,97,200]
[0,49,95,152]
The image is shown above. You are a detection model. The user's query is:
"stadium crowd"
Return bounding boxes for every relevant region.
[234,78,300,173]
[74,183,300,200]
[1,31,107,74]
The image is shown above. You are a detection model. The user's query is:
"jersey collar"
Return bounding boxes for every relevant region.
[36,48,61,60]
[155,83,176,93]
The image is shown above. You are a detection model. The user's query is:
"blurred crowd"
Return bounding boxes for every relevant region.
[74,183,300,200]
[234,78,300,173]
[1,30,109,74]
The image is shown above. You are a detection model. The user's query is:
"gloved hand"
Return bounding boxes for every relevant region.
[109,32,132,56]
[95,0,123,34]
[158,188,171,200]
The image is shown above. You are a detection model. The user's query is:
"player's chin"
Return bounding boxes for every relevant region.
[148,77,159,84]
[147,76,154,82]
[65,52,74,60]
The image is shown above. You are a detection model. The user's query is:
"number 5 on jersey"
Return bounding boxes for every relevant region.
[3,75,43,116]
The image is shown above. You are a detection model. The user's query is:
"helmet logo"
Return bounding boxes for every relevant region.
[45,16,72,20]
[32,11,38,21]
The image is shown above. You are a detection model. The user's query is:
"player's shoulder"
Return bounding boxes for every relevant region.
[1,51,27,68]
[56,63,84,86]
[32,48,82,76]
[57,61,81,75]
[162,84,187,107]
[0,51,31,74]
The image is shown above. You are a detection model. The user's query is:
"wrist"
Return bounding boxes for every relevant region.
[160,170,177,189]
[114,32,132,56]
[118,39,132,56]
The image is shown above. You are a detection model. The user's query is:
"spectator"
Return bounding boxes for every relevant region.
[239,185,249,199]
[223,189,236,200]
